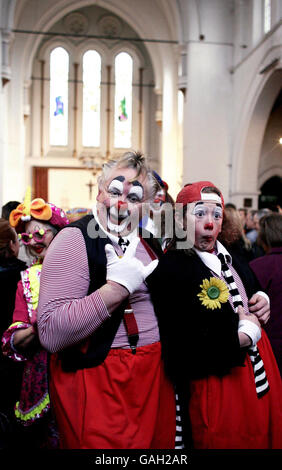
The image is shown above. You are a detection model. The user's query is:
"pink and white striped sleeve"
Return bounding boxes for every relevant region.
[37,227,110,353]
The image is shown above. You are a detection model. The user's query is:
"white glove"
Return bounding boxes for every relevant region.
[105,237,159,294]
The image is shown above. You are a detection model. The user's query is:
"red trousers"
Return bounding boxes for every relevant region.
[189,331,282,449]
[49,341,176,449]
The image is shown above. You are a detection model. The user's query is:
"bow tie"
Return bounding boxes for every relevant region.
[118,237,130,253]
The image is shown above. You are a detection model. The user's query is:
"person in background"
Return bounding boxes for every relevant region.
[2,190,69,448]
[252,208,271,258]
[0,218,26,449]
[218,206,253,262]
[140,171,175,249]
[147,181,282,449]
[253,208,271,232]
[224,203,237,210]
[37,151,176,449]
[249,213,282,377]
[1,201,21,220]
[2,200,34,267]
[238,207,247,229]
[245,209,258,244]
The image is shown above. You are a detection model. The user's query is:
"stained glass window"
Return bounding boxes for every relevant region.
[82,50,101,147]
[264,0,271,33]
[114,52,133,148]
[49,47,69,146]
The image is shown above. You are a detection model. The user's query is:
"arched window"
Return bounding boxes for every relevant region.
[114,52,133,148]
[264,0,271,34]
[82,50,101,147]
[35,42,152,159]
[49,47,69,146]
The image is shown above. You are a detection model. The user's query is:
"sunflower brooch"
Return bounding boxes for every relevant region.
[197,277,229,310]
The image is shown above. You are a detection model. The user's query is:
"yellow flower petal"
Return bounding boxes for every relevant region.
[197,277,229,310]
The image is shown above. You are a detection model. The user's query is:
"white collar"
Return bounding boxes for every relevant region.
[194,241,232,276]
[92,204,139,247]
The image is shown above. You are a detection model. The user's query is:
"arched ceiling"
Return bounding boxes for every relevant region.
[10,0,182,93]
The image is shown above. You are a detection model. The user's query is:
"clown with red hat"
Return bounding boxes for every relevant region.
[147,181,282,449]
[2,189,68,448]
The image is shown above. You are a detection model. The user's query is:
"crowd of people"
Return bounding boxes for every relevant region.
[0,151,281,450]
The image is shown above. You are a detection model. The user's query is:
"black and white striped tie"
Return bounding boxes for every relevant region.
[217,253,270,399]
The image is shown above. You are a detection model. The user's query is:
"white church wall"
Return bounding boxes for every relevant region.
[182,41,233,201]
[180,0,234,202]
[3,33,27,204]
[258,102,282,188]
[231,21,282,209]
[48,168,97,211]
[3,0,169,206]
[1,0,281,210]
[160,53,179,200]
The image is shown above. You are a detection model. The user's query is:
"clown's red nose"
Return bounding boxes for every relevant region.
[204,222,213,230]
[116,201,128,210]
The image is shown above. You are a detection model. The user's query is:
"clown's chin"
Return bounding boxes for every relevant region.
[107,216,130,234]
[106,205,133,235]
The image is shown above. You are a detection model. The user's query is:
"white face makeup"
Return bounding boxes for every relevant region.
[184,201,223,252]
[150,188,166,213]
[192,203,223,220]
[96,168,147,237]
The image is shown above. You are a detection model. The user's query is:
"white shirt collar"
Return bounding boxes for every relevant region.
[91,204,138,247]
[194,241,232,276]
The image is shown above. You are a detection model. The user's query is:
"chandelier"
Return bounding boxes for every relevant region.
[79,152,111,177]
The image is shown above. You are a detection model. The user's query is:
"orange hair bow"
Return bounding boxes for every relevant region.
[9,198,52,228]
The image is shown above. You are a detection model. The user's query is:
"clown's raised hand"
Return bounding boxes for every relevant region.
[105,237,158,294]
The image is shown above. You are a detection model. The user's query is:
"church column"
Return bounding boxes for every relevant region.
[3,33,28,203]
[39,60,45,157]
[0,29,14,207]
[182,40,233,201]
[160,48,180,199]
[106,65,111,158]
[1,29,14,86]
[72,62,79,157]
[138,67,144,150]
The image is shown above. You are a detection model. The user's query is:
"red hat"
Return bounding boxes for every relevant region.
[152,171,169,191]
[176,181,224,207]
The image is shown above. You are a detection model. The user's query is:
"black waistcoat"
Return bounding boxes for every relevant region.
[59,214,162,372]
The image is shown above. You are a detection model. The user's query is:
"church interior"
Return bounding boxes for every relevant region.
[0,0,281,212]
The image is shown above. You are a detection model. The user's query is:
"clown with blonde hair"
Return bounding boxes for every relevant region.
[37,151,177,449]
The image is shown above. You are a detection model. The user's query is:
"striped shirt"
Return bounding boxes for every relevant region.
[37,227,160,353]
